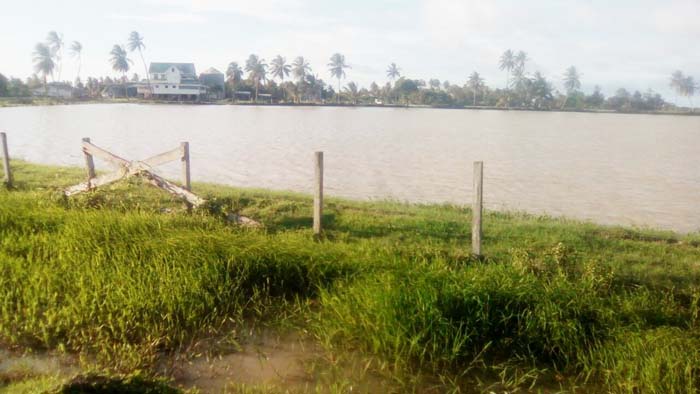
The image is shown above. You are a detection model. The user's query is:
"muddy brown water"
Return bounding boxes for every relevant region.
[1,104,698,232]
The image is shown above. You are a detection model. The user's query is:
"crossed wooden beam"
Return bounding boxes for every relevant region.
[65,138,205,208]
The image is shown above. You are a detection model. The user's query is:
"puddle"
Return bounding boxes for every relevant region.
[0,349,78,385]
[165,331,318,393]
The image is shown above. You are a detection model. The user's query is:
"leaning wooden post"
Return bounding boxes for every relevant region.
[472,161,483,257]
[313,151,324,235]
[181,142,191,191]
[1,132,12,187]
[82,137,96,180]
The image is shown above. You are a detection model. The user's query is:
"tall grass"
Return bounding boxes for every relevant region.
[1,161,699,392]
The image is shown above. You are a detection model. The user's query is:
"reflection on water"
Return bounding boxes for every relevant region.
[1,104,698,232]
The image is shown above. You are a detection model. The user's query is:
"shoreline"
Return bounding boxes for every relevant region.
[1,96,698,117]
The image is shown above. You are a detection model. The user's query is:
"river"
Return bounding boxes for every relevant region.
[1,104,698,232]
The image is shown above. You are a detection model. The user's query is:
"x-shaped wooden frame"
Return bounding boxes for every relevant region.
[64,139,205,208]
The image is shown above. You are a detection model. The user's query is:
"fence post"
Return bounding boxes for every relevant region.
[181,142,191,191]
[1,132,12,188]
[313,151,324,235]
[472,161,483,257]
[82,137,96,180]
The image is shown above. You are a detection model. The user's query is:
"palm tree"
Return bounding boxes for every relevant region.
[670,70,685,106]
[127,31,151,95]
[226,62,243,98]
[499,49,515,89]
[681,76,697,110]
[328,53,350,104]
[245,54,267,102]
[344,82,359,105]
[33,43,55,93]
[292,56,312,82]
[386,63,400,81]
[270,56,291,82]
[69,41,82,82]
[514,51,528,73]
[109,45,131,96]
[46,31,64,81]
[562,66,581,109]
[467,72,484,106]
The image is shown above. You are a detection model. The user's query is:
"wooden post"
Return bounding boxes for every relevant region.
[313,151,324,235]
[82,137,96,180]
[472,161,483,257]
[181,142,191,191]
[1,132,12,187]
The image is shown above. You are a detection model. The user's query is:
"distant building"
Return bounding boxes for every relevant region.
[199,67,225,100]
[140,62,207,100]
[31,82,73,98]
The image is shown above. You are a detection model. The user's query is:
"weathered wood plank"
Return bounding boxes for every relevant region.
[139,169,205,207]
[313,151,323,235]
[1,132,12,187]
[141,147,182,168]
[64,168,127,196]
[472,161,483,257]
[82,141,129,168]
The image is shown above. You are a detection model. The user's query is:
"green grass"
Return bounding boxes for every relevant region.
[1,160,699,393]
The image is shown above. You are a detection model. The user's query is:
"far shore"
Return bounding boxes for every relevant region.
[1,96,698,116]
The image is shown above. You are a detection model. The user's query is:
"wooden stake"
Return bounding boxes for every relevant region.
[472,161,483,257]
[82,137,96,180]
[1,132,12,187]
[181,142,191,191]
[313,151,324,235]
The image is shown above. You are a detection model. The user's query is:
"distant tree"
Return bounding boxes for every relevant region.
[270,56,291,82]
[586,85,605,108]
[467,72,484,106]
[33,43,55,92]
[670,70,685,105]
[109,45,132,96]
[69,41,82,82]
[328,53,350,103]
[0,74,8,97]
[499,49,515,90]
[344,82,360,104]
[442,80,450,90]
[386,63,400,81]
[226,62,243,98]
[46,31,64,81]
[530,72,553,109]
[429,79,441,90]
[245,54,267,102]
[127,32,150,94]
[682,76,696,110]
[394,77,419,105]
[292,57,312,82]
[514,51,528,73]
[562,66,581,109]
[131,73,140,82]
[670,71,696,110]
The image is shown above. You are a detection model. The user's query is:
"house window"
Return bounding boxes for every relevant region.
[171,68,175,72]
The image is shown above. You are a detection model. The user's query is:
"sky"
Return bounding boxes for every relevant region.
[1,0,698,103]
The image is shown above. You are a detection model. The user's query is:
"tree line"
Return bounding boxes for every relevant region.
[0,32,697,113]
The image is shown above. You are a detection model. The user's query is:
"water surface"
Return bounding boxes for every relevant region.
[1,104,698,232]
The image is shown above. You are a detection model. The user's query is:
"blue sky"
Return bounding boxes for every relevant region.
[2,0,698,102]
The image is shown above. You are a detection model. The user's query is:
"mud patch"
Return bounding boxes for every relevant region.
[0,349,78,385]
[167,331,317,393]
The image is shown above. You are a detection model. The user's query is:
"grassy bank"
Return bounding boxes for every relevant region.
[1,161,699,393]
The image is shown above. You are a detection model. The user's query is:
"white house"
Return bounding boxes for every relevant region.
[139,63,207,99]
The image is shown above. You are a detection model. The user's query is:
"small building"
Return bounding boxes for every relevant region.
[32,82,73,98]
[199,67,225,100]
[140,62,207,100]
